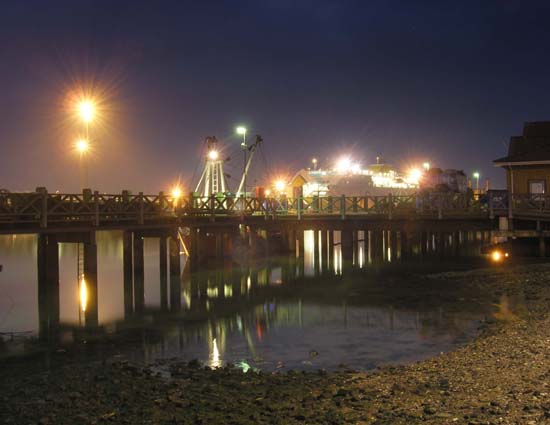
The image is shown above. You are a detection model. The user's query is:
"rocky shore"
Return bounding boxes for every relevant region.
[2,263,550,424]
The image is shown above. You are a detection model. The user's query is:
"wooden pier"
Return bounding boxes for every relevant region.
[3,188,550,339]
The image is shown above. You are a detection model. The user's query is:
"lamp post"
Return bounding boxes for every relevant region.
[473,172,480,192]
[75,139,90,188]
[312,158,318,170]
[77,100,95,189]
[236,126,247,197]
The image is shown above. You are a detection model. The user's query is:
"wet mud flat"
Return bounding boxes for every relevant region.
[2,263,550,424]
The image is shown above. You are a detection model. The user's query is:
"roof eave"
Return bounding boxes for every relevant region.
[494,159,550,167]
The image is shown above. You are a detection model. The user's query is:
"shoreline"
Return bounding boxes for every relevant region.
[2,263,550,424]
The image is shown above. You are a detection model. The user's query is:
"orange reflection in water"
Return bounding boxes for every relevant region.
[79,276,87,312]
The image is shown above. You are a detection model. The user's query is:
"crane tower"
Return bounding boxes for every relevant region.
[195,136,227,197]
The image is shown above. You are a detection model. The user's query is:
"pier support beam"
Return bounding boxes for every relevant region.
[389,231,398,262]
[420,231,428,256]
[320,229,328,272]
[539,236,546,258]
[189,227,199,271]
[122,231,133,317]
[133,233,145,313]
[298,230,305,259]
[37,234,59,339]
[313,229,320,274]
[169,231,181,311]
[341,229,354,266]
[328,230,334,269]
[215,232,224,260]
[159,235,168,310]
[83,235,98,328]
[288,229,296,253]
[371,230,383,262]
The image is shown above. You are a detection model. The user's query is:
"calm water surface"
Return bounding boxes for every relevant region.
[0,230,498,371]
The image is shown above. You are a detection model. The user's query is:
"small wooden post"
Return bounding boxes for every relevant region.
[169,232,181,311]
[84,234,98,328]
[40,189,48,228]
[133,233,145,313]
[321,229,328,271]
[159,235,168,310]
[138,192,144,225]
[159,191,165,214]
[122,231,133,317]
[341,195,346,220]
[93,191,100,226]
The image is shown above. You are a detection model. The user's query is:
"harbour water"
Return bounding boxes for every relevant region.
[0,230,498,372]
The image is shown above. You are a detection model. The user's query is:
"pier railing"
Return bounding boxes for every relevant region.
[0,190,537,228]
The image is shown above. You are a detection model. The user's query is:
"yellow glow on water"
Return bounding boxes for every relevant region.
[207,287,219,298]
[303,230,315,276]
[210,337,221,368]
[224,284,233,298]
[491,250,503,262]
[79,276,87,312]
[334,246,342,275]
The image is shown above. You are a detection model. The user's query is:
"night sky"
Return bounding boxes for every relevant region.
[1,0,550,193]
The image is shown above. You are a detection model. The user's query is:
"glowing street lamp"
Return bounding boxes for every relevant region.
[78,100,95,124]
[407,168,423,185]
[75,138,89,154]
[335,157,352,174]
[473,172,480,191]
[274,180,286,193]
[208,150,219,160]
[423,162,430,171]
[171,186,182,199]
[236,126,247,196]
[311,158,318,170]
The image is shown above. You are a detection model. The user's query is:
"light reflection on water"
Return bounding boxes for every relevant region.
[0,230,493,370]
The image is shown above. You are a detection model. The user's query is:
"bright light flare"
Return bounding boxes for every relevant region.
[473,172,480,179]
[423,162,430,171]
[75,139,89,154]
[78,100,95,123]
[208,150,219,160]
[264,189,271,196]
[335,157,352,173]
[274,180,286,192]
[236,126,247,135]
[171,186,183,199]
[407,168,423,184]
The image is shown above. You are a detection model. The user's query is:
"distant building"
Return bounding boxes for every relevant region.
[420,168,468,193]
[494,121,550,194]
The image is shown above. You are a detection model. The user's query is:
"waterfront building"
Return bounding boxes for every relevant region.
[494,121,550,195]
